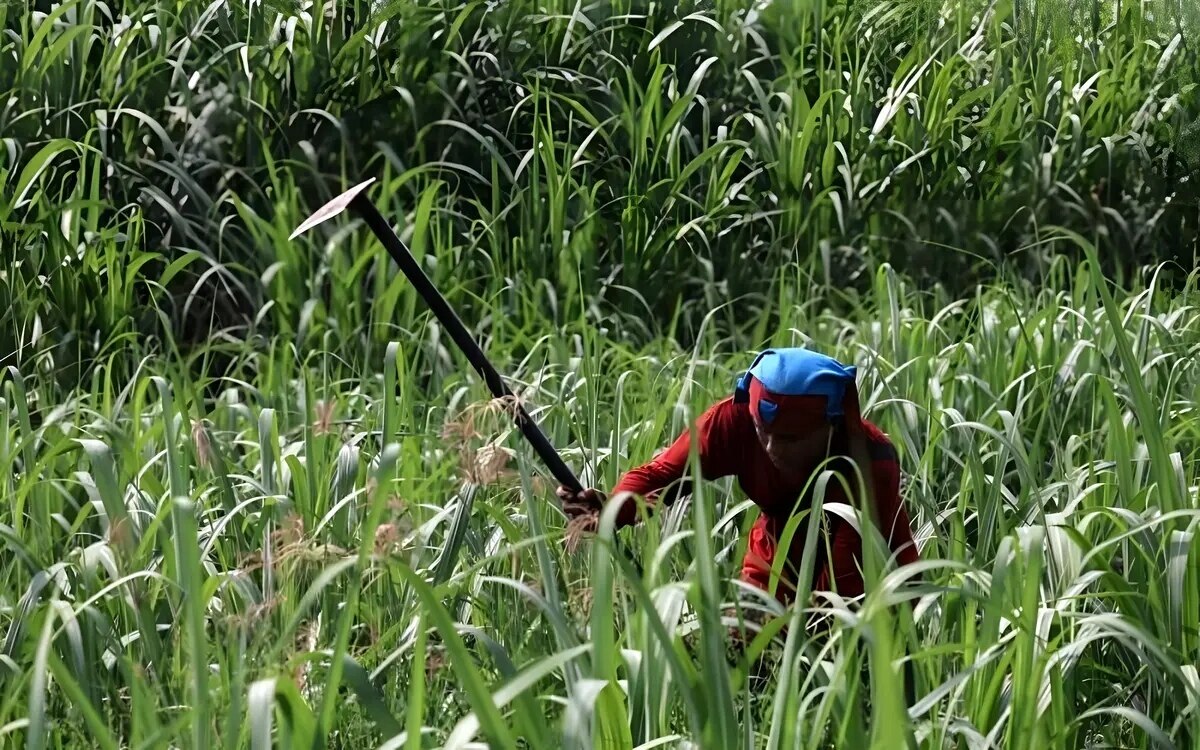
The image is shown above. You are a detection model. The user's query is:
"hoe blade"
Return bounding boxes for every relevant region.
[288,177,377,240]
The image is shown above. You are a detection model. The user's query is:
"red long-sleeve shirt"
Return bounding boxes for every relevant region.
[609,395,920,600]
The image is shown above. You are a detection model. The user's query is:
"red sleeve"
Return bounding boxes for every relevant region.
[606,398,743,525]
[870,454,920,567]
[815,451,919,596]
[817,520,868,597]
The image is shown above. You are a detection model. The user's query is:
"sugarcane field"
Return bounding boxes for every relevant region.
[3,0,1200,748]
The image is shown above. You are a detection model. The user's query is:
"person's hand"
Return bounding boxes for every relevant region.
[557,485,606,552]
[555,485,606,520]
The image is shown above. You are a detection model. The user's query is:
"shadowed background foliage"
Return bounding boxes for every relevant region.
[4,0,1199,383]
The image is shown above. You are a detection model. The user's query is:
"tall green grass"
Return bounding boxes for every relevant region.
[2,249,1199,747]
[3,0,1200,747]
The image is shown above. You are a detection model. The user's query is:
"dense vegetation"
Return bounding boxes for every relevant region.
[3,0,1200,747]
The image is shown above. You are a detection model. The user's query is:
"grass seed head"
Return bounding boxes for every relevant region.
[191,419,212,471]
[564,512,598,553]
[374,523,400,555]
[442,395,522,485]
[471,440,516,485]
[313,399,336,435]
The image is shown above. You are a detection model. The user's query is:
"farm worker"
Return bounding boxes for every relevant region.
[557,347,921,603]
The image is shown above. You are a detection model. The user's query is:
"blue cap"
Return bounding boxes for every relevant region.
[733,348,857,420]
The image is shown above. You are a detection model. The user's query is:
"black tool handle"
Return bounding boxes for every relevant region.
[352,194,584,494]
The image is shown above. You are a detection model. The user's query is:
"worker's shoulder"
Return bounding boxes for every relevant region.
[859,418,898,463]
[702,395,755,431]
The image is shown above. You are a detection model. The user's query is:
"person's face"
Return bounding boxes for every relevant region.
[754,418,834,477]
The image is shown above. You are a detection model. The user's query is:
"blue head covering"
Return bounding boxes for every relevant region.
[733,348,858,422]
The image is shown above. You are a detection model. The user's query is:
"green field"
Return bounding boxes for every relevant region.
[3,0,1200,747]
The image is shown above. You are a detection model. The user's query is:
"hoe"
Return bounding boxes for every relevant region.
[289,178,586,496]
